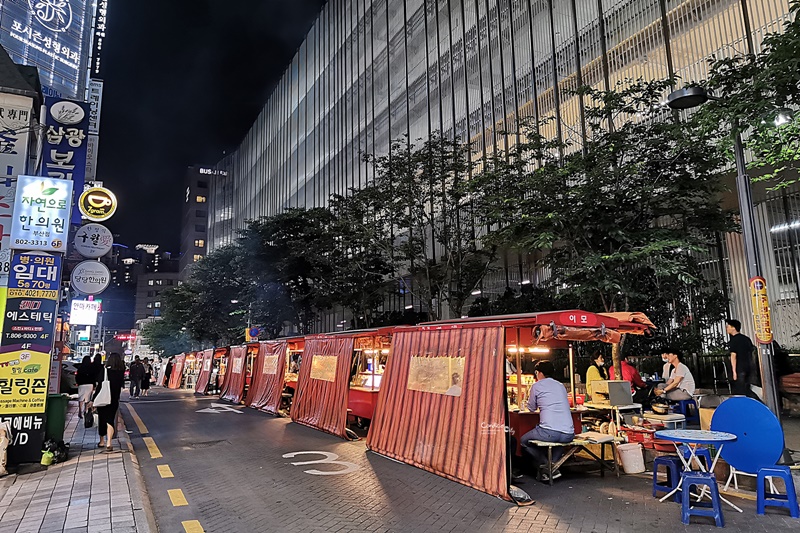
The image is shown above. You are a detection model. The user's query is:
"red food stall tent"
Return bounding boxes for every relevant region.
[290,335,355,439]
[366,310,654,502]
[246,340,289,413]
[194,349,214,395]
[168,353,186,389]
[220,345,247,403]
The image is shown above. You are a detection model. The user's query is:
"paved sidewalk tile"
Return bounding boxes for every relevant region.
[0,402,154,533]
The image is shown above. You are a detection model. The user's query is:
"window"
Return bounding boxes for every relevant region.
[147,291,154,297]
[166,280,173,286]
[194,239,205,248]
[196,210,206,218]
[193,254,204,262]
[196,196,207,203]
[155,280,164,286]
[195,225,206,233]
[154,302,161,308]
[147,280,154,286]
[146,303,152,309]
[198,181,208,189]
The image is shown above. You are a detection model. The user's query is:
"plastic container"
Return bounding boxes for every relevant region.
[617,443,645,474]
[45,393,69,441]
[622,427,656,448]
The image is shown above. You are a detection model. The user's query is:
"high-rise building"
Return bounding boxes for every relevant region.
[179,166,219,280]
[211,0,796,339]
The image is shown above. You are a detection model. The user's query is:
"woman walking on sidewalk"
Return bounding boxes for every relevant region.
[141,358,152,397]
[76,355,95,418]
[90,352,125,452]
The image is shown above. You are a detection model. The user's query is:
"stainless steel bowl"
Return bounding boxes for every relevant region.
[652,403,670,415]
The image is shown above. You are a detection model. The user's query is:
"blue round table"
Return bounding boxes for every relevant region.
[655,429,741,512]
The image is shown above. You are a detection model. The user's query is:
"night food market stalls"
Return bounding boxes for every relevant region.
[167,353,186,389]
[365,311,653,502]
[194,349,214,395]
[290,328,392,439]
[246,337,303,415]
[220,345,248,403]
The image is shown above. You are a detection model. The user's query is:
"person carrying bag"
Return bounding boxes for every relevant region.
[89,353,125,452]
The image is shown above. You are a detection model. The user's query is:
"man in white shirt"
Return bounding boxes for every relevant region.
[655,348,695,400]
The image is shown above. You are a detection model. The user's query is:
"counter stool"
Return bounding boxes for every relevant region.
[681,471,724,527]
[653,455,682,502]
[673,399,700,425]
[678,445,713,471]
[757,466,799,518]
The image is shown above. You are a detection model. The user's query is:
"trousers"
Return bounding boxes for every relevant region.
[520,425,574,467]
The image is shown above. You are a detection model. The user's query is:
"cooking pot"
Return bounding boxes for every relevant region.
[652,403,670,415]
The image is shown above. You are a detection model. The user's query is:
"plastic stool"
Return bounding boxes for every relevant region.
[681,471,724,527]
[678,445,713,471]
[757,466,800,518]
[674,399,700,425]
[653,455,682,503]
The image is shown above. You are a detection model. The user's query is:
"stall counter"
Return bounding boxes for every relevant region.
[348,386,380,420]
[508,410,584,456]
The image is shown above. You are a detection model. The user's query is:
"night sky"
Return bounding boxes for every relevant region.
[99,0,326,252]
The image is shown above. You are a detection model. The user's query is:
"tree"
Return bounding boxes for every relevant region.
[361,134,497,320]
[140,319,194,358]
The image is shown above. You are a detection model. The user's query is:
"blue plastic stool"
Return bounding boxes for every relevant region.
[757,466,800,518]
[678,444,713,471]
[681,471,724,527]
[674,399,700,425]
[653,455,682,503]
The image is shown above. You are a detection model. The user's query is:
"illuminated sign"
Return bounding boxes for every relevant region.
[749,276,774,344]
[0,0,92,98]
[9,176,73,253]
[198,168,228,176]
[69,299,99,326]
[0,101,33,180]
[78,186,116,221]
[90,0,109,77]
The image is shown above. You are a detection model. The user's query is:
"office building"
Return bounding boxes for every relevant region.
[210,0,796,338]
[179,166,219,280]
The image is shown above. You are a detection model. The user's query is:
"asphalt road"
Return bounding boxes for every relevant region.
[118,388,799,533]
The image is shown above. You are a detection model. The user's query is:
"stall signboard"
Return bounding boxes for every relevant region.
[749,276,773,344]
[9,176,72,253]
[78,186,116,221]
[73,223,112,258]
[70,260,110,295]
[42,97,89,223]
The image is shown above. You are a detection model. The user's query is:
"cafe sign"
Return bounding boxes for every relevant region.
[78,186,117,221]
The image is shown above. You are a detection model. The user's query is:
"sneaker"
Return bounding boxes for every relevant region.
[540,470,562,482]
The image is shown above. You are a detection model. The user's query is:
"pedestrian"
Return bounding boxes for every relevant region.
[141,358,152,397]
[76,355,95,418]
[129,355,144,398]
[726,319,757,398]
[92,351,103,375]
[163,357,174,387]
[89,352,125,452]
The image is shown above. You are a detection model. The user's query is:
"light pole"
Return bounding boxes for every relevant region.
[667,87,782,417]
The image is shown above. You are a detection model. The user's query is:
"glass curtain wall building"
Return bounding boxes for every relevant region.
[210,0,796,337]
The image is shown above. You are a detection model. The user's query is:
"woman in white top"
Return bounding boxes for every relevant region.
[655,348,695,401]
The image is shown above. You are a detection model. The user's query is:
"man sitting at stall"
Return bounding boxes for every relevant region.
[520,361,574,481]
[655,348,696,401]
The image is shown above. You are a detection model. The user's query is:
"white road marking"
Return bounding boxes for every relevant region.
[282,451,361,476]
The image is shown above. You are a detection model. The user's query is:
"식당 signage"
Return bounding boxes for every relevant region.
[78,186,117,221]
[9,176,73,253]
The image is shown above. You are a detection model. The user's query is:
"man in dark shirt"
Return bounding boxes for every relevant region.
[129,356,144,399]
[726,319,755,398]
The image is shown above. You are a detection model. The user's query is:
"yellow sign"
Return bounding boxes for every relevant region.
[78,187,117,221]
[7,288,58,299]
[309,355,337,382]
[0,349,50,414]
[749,276,773,344]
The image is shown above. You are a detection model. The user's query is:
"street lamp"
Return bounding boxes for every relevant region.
[667,86,782,417]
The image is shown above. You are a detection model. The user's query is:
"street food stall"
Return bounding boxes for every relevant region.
[366,311,653,503]
[348,332,392,428]
[291,328,391,439]
[194,349,215,395]
[220,345,248,403]
[243,342,260,400]
[167,353,186,389]
[247,337,303,414]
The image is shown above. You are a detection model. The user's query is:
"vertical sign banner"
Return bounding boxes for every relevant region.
[10,176,72,253]
[0,101,32,179]
[0,179,17,336]
[42,98,89,223]
[0,252,61,463]
[749,276,774,344]
[90,0,110,77]
[85,80,103,180]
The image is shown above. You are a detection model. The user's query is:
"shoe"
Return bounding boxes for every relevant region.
[540,470,562,482]
[511,470,524,480]
[97,442,105,448]
[78,413,83,419]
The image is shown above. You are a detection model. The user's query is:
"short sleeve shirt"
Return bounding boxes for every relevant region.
[662,362,695,396]
[728,333,754,373]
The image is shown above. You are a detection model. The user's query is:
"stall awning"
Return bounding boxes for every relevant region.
[220,345,247,404]
[246,340,288,414]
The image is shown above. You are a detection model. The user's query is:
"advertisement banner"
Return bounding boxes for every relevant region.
[0,102,32,179]
[87,79,103,134]
[69,299,99,326]
[0,178,17,286]
[9,175,73,253]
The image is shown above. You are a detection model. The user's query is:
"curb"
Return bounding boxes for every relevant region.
[120,415,159,533]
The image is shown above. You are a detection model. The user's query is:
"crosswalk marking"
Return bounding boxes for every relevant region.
[168,488,189,507]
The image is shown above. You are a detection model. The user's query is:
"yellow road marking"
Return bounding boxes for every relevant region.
[157,465,174,478]
[125,403,149,434]
[168,489,189,507]
[182,520,204,533]
[143,437,162,459]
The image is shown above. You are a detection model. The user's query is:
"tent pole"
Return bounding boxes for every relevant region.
[569,343,576,407]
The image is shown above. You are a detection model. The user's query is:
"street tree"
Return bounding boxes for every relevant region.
[140,318,194,358]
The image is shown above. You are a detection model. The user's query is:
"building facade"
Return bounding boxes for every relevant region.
[211,0,797,340]
[179,166,217,280]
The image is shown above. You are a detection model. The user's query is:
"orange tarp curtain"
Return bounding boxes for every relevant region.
[168,354,185,389]
[366,326,510,501]
[246,341,288,414]
[599,312,656,334]
[290,336,355,439]
[220,345,247,403]
[194,349,214,395]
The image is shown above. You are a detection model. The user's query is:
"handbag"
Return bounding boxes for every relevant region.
[83,409,94,428]
[94,368,112,407]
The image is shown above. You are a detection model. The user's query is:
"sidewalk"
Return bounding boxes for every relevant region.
[0,401,155,533]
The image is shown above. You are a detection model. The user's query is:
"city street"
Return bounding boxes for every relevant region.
[120,388,799,533]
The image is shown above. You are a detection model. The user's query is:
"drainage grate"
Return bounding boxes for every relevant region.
[185,439,230,449]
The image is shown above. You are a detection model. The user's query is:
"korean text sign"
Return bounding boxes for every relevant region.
[9,176,72,253]
[42,98,89,222]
